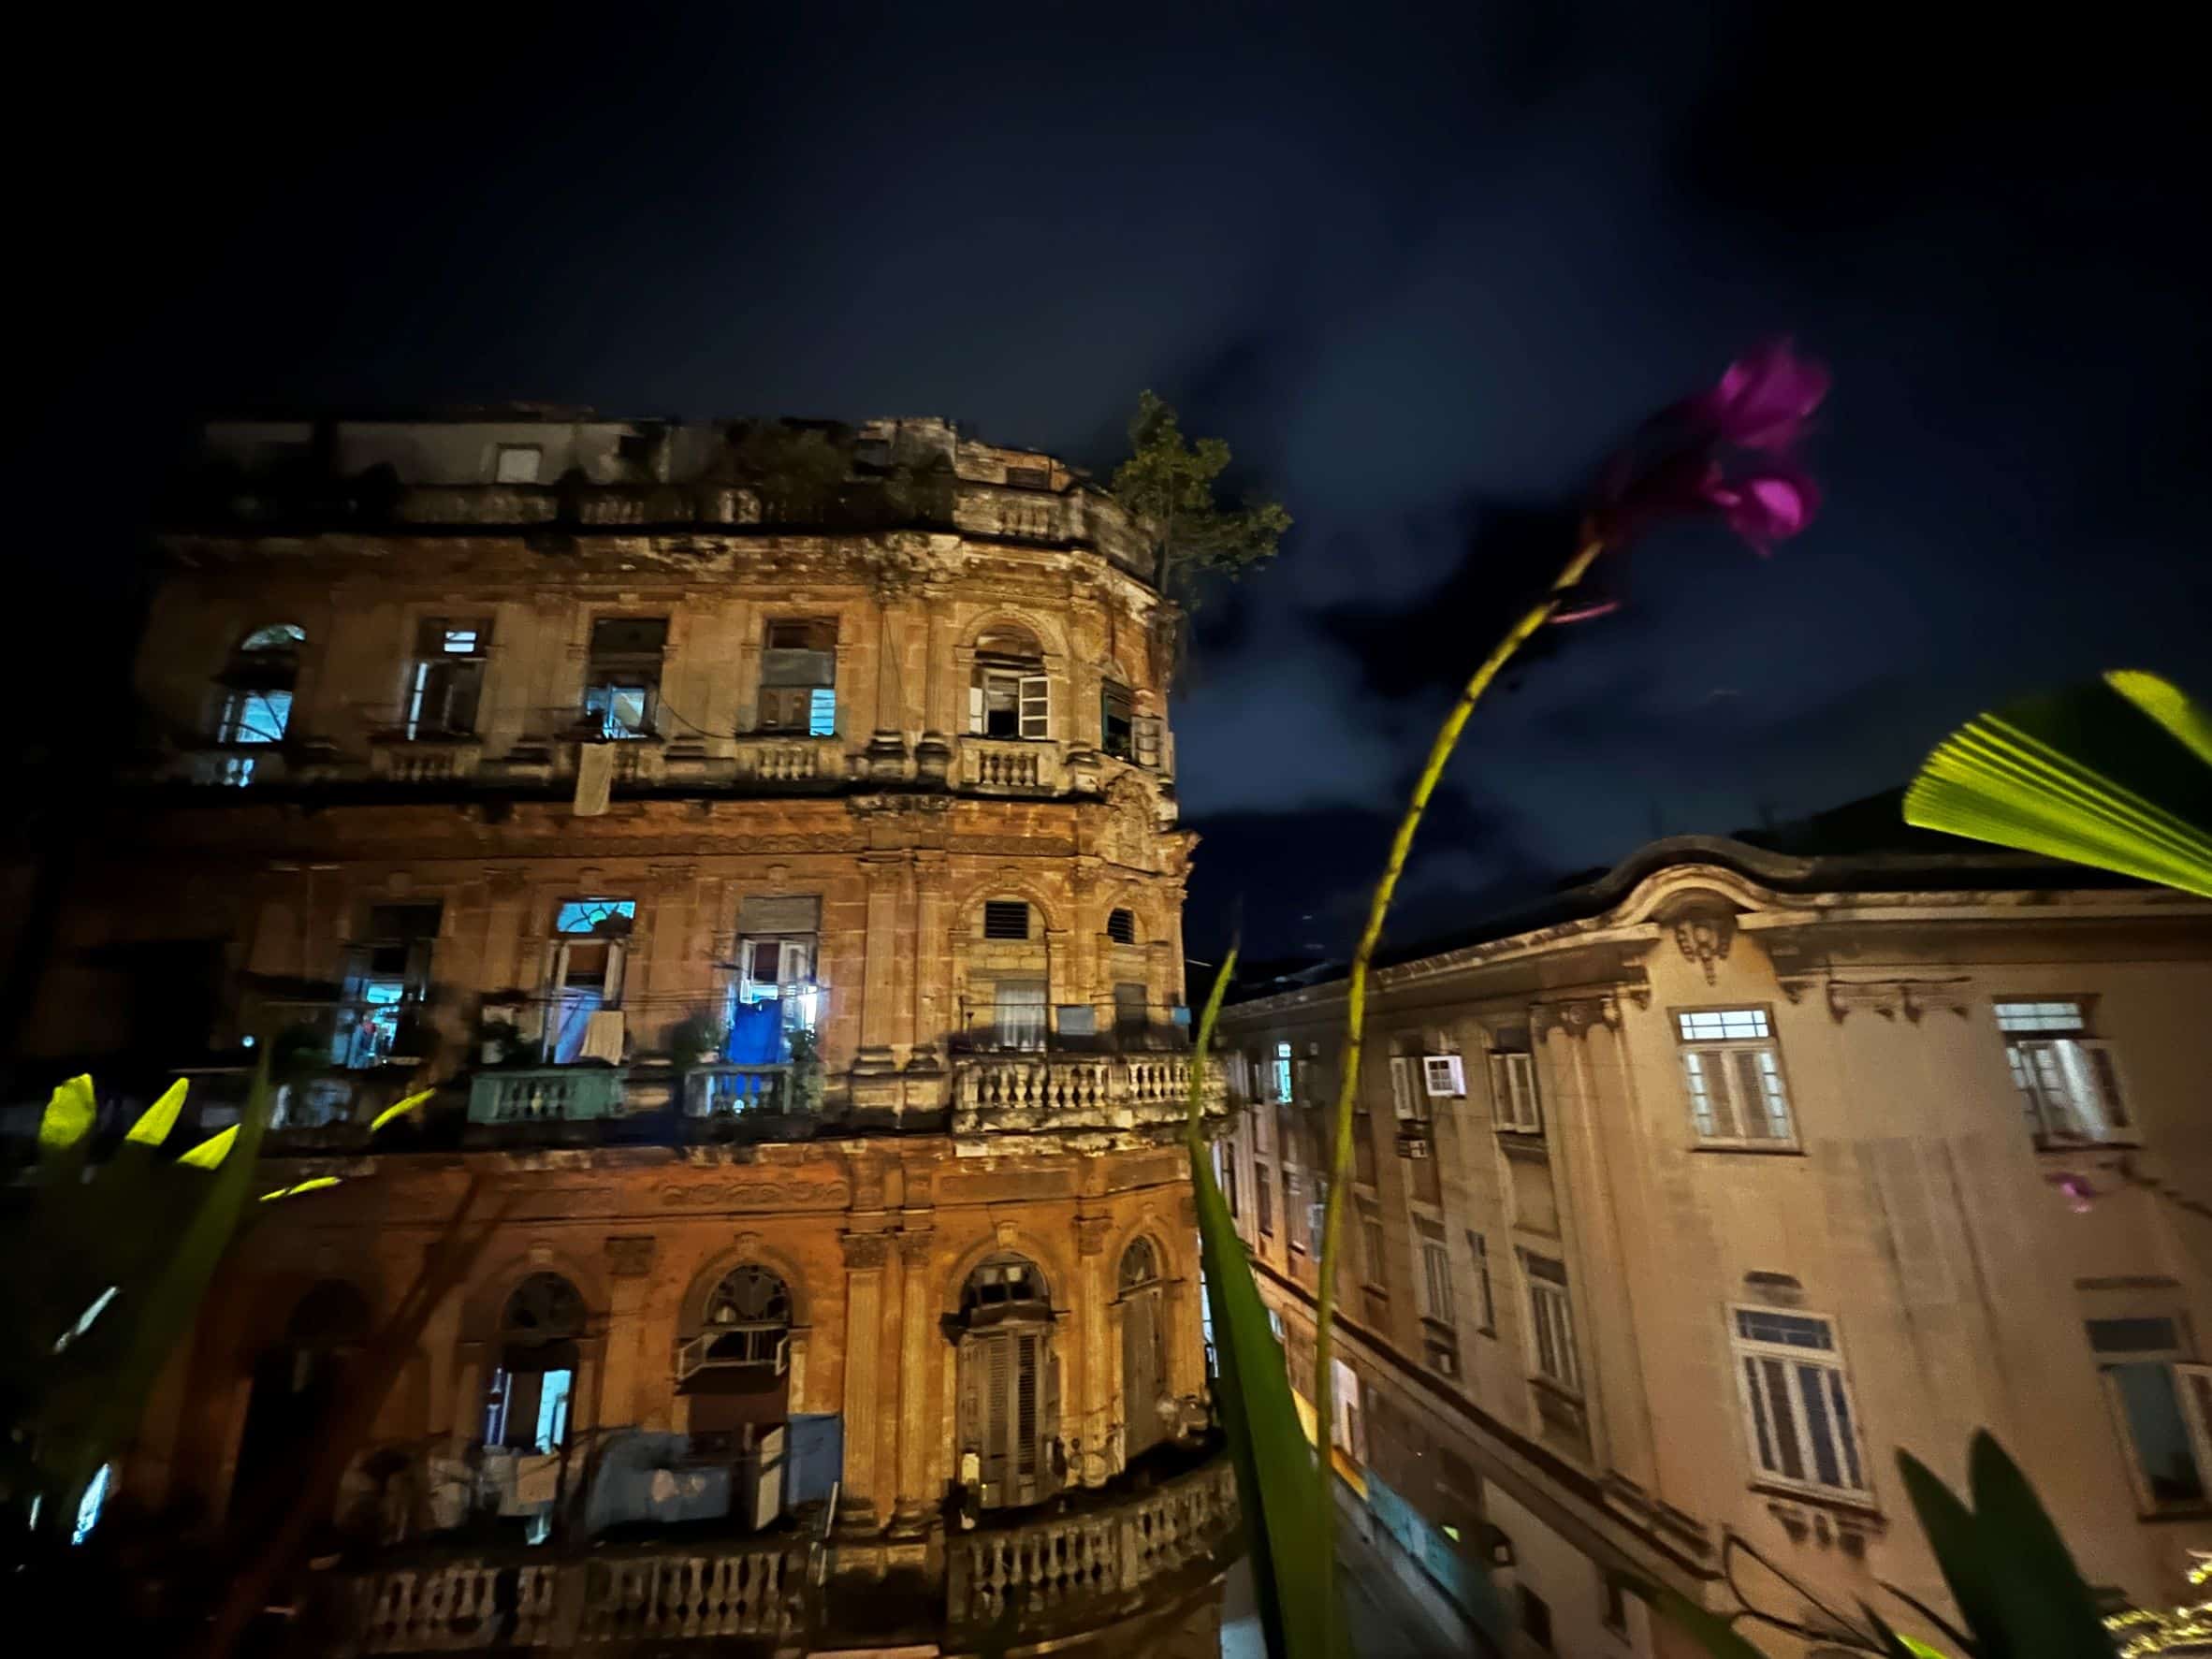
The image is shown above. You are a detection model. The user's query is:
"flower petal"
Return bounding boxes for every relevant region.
[40,1074,98,1151]
[176,1125,239,1171]
[125,1079,191,1148]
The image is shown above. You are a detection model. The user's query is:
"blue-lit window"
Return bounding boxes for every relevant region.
[759,619,837,736]
[556,898,636,937]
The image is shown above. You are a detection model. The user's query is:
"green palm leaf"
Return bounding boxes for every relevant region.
[1903,671,2212,896]
[1186,950,1348,1659]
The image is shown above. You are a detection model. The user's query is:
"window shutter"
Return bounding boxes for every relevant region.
[1015,1334,1041,1477]
[1389,1056,1417,1120]
[1019,673,1050,739]
[2178,1363,2212,1484]
[1507,1053,1539,1131]
[968,684,985,735]
[2081,1039,2129,1134]
[1729,1049,1769,1137]
[603,940,627,1006]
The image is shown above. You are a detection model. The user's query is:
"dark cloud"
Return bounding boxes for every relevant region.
[14,3,2207,963]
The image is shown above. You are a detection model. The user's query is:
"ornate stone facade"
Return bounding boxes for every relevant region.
[20,413,1236,1652]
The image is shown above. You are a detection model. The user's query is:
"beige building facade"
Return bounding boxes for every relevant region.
[1215,837,2212,1657]
[17,413,1236,1655]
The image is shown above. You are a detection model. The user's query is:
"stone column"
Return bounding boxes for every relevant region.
[888,1223,938,1536]
[851,854,908,1103]
[599,1235,658,1430]
[863,597,910,779]
[837,1229,892,1535]
[1075,1214,1114,1476]
[904,851,950,1102]
[914,588,954,783]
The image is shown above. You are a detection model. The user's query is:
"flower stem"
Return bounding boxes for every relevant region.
[1309,536,1605,1623]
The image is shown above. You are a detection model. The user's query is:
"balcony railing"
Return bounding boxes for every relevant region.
[682,1063,793,1115]
[953,1054,1225,1134]
[729,732,843,784]
[466,1067,628,1123]
[319,1443,1233,1655]
[960,735,1059,793]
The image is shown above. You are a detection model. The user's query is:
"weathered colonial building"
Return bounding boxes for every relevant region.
[18,413,1235,1655]
[1215,837,2212,1658]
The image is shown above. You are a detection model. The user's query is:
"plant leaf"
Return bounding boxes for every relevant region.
[1897,1449,2006,1653]
[174,1125,240,1170]
[1903,676,2212,897]
[1622,1575,1768,1658]
[370,1089,435,1134]
[260,1176,342,1202]
[1963,1432,2111,1659]
[39,1074,97,1151]
[124,1079,190,1147]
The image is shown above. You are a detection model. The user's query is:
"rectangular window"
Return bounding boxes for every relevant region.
[1113,982,1148,1037]
[1994,1000,2130,1144]
[1361,1210,1387,1288]
[1675,1008,1795,1145]
[1272,1041,1294,1105]
[1388,1055,1421,1122]
[336,902,442,1069]
[1003,464,1051,490]
[1422,1054,1465,1098]
[1101,681,1135,759]
[992,979,1047,1052]
[406,618,491,738]
[759,619,837,735]
[1468,1230,1496,1333]
[494,444,544,484]
[1730,1306,1868,1499]
[1255,1161,1274,1235]
[2088,1316,2212,1509]
[1418,1221,1455,1325]
[734,935,820,1035]
[583,618,667,739]
[547,897,635,1061]
[1489,1050,1540,1134]
[1525,1254,1582,1395]
[1352,1108,1376,1186]
[974,668,1050,739]
[1285,1169,1309,1253]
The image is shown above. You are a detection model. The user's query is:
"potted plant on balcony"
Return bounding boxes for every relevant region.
[788,1027,825,1113]
[473,1015,521,1068]
[669,1011,729,1070]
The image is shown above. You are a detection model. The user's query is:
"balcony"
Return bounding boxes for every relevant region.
[682,1063,795,1116]
[953,1054,1226,1137]
[317,1443,1236,1655]
[959,735,1059,793]
[466,1067,628,1124]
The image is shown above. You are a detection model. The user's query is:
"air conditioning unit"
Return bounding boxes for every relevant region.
[1423,1055,1465,1098]
[1398,1133,1432,1159]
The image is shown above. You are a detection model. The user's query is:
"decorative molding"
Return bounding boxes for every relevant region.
[840,1230,892,1271]
[1825,981,1904,1023]
[1820,977,1976,1025]
[1075,1215,1113,1257]
[896,1227,936,1266]
[1669,909,1738,984]
[604,1235,657,1278]
[1532,995,1621,1041]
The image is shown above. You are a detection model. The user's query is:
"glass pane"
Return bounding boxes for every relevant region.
[1744,1358,1777,1472]
[1827,1369,1863,1489]
[1760,1359,1804,1479]
[1797,1363,1842,1487]
[1681,1052,1716,1136]
[1993,1000,2085,1032]
[1736,1310,1834,1349]
[807,687,837,736]
[1676,1009,1770,1041]
[2114,1362,2207,1503]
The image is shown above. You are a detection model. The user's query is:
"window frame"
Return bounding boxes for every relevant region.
[981,899,1034,942]
[1422,1053,1466,1099]
[1417,1220,1455,1327]
[493,443,544,484]
[2088,1315,2212,1514]
[1672,1005,1797,1150]
[1727,1302,1873,1506]
[1992,998,2132,1147]
[1489,1050,1541,1135]
[1467,1230,1496,1334]
[1523,1252,1581,1397]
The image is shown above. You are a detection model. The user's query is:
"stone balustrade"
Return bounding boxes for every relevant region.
[953,1055,1227,1134]
[466,1067,629,1123]
[730,733,842,784]
[960,736,1058,793]
[323,1447,1235,1655]
[948,1452,1239,1630]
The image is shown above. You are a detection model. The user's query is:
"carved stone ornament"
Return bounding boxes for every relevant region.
[1825,978,1975,1025]
[604,1235,657,1278]
[1532,995,1621,1041]
[1075,1215,1113,1257]
[840,1230,892,1271]
[1670,909,1738,984]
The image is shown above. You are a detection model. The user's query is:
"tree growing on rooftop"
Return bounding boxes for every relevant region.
[1111,390,1290,599]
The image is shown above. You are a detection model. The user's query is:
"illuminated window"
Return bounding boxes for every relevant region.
[1674,1008,1795,1146]
[484,1274,584,1456]
[582,618,666,739]
[494,444,544,484]
[211,622,305,784]
[1730,1306,1866,1500]
[969,625,1049,739]
[1271,1041,1294,1105]
[1993,999,2130,1145]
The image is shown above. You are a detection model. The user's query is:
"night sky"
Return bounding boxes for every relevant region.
[22,4,2208,963]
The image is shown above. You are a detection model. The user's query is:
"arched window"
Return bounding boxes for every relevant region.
[678,1265,795,1446]
[484,1273,584,1454]
[958,1254,1058,1508]
[213,623,305,782]
[1106,908,1138,945]
[1118,1236,1160,1292]
[1119,1238,1169,1458]
[969,625,1048,739]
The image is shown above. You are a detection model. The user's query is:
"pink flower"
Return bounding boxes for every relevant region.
[2046,1171,2097,1214]
[1554,340,1829,621]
